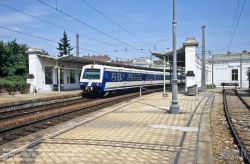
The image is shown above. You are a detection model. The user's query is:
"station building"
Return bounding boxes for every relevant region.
[27,37,250,93]
[207,50,250,88]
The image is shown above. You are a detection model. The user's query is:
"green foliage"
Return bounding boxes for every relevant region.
[0,40,28,77]
[206,84,216,89]
[56,31,73,57]
[42,49,49,56]
[0,76,27,93]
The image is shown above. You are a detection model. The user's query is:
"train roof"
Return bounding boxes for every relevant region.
[40,55,168,72]
[82,64,164,74]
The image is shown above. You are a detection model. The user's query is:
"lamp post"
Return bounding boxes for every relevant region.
[56,55,69,92]
[161,52,167,93]
[170,0,180,114]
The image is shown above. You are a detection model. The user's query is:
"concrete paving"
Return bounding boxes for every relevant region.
[0,91,214,164]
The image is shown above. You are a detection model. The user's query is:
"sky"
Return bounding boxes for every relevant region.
[0,0,249,61]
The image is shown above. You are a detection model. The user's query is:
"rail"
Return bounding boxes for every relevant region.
[223,89,250,163]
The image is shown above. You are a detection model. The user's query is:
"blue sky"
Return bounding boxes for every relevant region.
[0,0,249,60]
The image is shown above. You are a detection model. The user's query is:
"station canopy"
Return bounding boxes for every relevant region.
[149,47,185,67]
[37,54,164,72]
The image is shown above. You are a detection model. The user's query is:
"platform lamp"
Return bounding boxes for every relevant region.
[161,51,167,94]
[56,54,69,92]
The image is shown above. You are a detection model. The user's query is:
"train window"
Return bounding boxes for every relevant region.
[139,74,142,80]
[135,74,138,80]
[83,69,100,79]
[123,73,125,79]
[145,75,148,81]
[133,74,135,80]
[112,73,116,81]
[128,74,131,81]
[117,73,121,81]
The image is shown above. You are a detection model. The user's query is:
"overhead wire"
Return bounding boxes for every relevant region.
[227,0,246,50]
[152,27,201,45]
[0,26,128,60]
[38,0,150,58]
[0,2,146,58]
[80,0,153,49]
[0,2,124,52]
[227,0,240,50]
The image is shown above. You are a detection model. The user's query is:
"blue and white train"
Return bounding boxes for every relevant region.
[79,64,184,95]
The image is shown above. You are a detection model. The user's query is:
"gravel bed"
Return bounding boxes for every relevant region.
[210,89,243,163]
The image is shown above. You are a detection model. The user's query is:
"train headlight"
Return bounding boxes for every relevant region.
[96,83,99,86]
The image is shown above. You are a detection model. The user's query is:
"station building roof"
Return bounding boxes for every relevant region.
[207,50,250,62]
[149,47,186,67]
[36,54,167,72]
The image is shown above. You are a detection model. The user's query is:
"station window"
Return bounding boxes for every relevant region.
[232,69,238,81]
[70,69,76,83]
[60,69,64,84]
[112,73,116,81]
[45,66,53,84]
[117,73,122,81]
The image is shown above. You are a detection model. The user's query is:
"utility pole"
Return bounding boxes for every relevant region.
[240,52,242,88]
[201,26,206,92]
[76,34,79,57]
[170,0,180,114]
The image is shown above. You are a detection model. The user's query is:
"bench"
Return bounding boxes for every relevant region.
[221,82,238,90]
[53,84,64,91]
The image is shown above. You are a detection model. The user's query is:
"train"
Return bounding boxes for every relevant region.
[79,64,185,96]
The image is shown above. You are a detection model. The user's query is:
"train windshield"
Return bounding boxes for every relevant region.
[83,69,100,79]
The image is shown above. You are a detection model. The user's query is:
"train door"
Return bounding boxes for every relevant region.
[123,73,126,89]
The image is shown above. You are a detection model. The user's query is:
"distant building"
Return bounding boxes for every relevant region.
[111,59,132,65]
[82,55,111,62]
[207,49,250,88]
[131,57,153,68]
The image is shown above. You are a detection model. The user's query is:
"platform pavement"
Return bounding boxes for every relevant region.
[0,91,214,164]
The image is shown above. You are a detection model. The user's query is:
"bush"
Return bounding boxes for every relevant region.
[0,76,27,93]
[206,84,216,89]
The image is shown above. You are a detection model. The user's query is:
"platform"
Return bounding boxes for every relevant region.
[0,91,213,164]
[0,90,82,107]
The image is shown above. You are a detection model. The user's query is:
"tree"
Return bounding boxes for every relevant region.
[246,67,250,90]
[57,31,73,57]
[0,40,28,77]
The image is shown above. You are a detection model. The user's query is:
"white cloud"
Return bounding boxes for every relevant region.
[0,13,32,26]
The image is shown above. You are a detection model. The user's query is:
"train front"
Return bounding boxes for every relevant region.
[79,65,104,94]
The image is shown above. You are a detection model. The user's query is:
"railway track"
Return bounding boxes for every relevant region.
[0,97,91,121]
[0,88,162,146]
[223,89,250,163]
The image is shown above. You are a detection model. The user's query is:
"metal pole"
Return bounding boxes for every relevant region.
[201,26,206,92]
[212,55,214,86]
[170,0,180,114]
[57,62,60,92]
[170,64,172,91]
[76,34,79,57]
[163,55,166,93]
[240,53,242,88]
